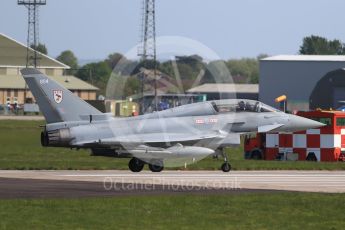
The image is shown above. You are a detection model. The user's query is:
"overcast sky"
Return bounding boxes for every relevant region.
[1,0,345,60]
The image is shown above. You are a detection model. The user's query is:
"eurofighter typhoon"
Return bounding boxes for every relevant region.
[21,68,324,172]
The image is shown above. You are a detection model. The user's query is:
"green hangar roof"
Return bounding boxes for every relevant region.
[0,33,98,91]
[0,33,69,69]
[0,74,98,91]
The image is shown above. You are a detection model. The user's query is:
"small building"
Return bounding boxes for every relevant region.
[186,83,259,101]
[105,100,139,117]
[0,33,98,105]
[260,55,345,111]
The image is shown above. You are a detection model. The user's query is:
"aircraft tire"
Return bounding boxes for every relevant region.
[128,158,145,172]
[149,160,164,172]
[221,162,231,172]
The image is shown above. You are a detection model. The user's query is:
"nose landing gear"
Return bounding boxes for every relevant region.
[218,148,231,172]
[221,162,231,172]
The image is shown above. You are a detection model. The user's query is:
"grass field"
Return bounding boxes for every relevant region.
[1,120,345,170]
[1,120,345,230]
[0,193,344,229]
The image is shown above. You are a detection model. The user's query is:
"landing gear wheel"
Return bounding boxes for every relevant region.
[221,162,231,172]
[128,158,145,172]
[149,160,164,172]
[218,148,232,172]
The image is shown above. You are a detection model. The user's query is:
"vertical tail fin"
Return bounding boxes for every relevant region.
[21,68,102,123]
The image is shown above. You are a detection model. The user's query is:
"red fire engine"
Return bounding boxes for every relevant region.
[244,110,345,162]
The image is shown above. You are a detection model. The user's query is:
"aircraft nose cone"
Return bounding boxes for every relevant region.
[288,115,325,132]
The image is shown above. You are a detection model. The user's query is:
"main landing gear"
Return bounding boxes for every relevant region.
[128,158,164,172]
[217,148,231,172]
[128,158,144,172]
[128,149,231,173]
[148,159,164,172]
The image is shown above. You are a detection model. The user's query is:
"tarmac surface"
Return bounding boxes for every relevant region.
[0,170,345,198]
[0,177,277,199]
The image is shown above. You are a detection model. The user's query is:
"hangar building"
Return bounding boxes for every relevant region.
[260,55,345,111]
[187,83,259,101]
[0,33,98,106]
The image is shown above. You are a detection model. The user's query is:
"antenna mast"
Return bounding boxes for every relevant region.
[138,0,157,112]
[18,0,46,68]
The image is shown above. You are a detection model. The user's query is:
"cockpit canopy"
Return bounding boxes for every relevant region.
[140,99,280,120]
[211,99,280,113]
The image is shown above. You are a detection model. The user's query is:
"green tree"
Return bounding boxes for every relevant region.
[124,76,140,96]
[299,35,345,55]
[204,60,233,84]
[158,61,174,77]
[76,61,112,95]
[226,58,259,84]
[105,53,125,70]
[175,55,203,69]
[257,53,269,60]
[135,59,159,73]
[165,55,205,89]
[56,50,78,70]
[106,53,138,76]
[30,43,48,55]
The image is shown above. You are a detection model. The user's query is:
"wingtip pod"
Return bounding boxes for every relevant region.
[20,68,43,77]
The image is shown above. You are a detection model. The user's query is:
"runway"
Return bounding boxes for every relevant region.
[0,178,277,199]
[0,170,345,198]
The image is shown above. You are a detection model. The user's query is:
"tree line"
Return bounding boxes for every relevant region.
[31,35,345,95]
[55,52,264,95]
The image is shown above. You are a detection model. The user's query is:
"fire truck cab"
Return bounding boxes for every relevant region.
[244,110,345,162]
[244,133,266,160]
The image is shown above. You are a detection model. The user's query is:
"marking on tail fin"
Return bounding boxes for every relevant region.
[40,79,49,85]
[53,90,63,104]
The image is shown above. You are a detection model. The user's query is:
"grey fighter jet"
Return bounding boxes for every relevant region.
[21,68,324,172]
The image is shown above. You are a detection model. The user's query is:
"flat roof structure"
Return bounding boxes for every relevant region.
[262,55,345,62]
[187,84,258,94]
